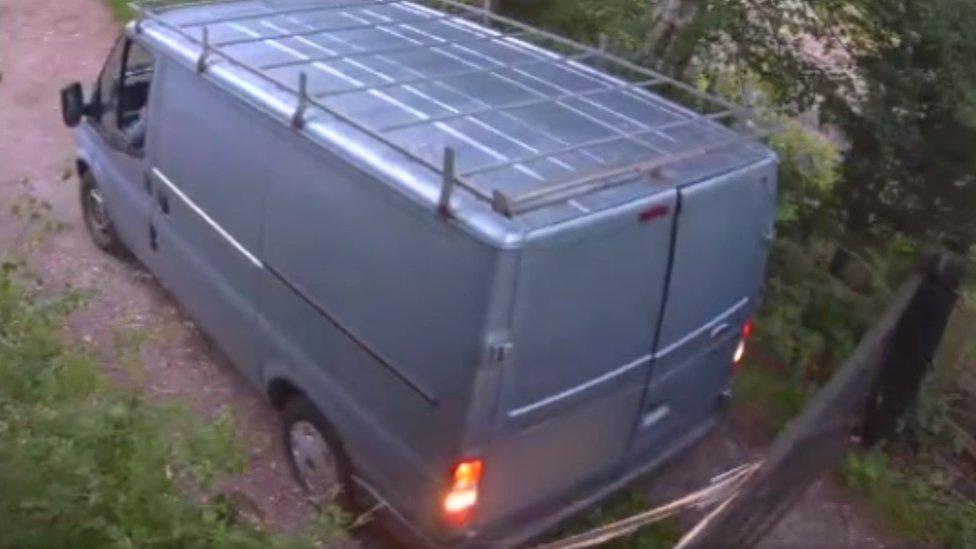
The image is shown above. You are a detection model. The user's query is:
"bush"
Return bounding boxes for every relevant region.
[0,265,340,548]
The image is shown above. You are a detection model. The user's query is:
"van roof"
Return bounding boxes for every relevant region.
[137,0,773,241]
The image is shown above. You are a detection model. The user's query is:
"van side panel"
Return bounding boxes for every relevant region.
[479,190,677,528]
[258,132,496,529]
[149,58,271,381]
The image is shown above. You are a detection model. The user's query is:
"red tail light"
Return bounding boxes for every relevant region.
[443,459,483,526]
[742,318,755,340]
[733,319,756,369]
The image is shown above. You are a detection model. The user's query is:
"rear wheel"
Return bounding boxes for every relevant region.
[280,395,353,506]
[80,171,127,258]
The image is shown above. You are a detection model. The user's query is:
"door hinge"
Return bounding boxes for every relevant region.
[488,342,513,365]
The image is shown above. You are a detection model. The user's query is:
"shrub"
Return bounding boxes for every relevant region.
[0,265,341,548]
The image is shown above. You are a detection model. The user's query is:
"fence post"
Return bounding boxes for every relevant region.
[862,253,967,444]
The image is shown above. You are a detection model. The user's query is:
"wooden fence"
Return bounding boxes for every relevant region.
[679,253,967,548]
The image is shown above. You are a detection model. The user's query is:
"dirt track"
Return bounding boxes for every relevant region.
[0,0,909,545]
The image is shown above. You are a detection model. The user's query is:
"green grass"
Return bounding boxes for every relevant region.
[105,0,134,22]
[732,355,807,434]
[0,261,346,547]
[843,449,976,547]
[544,490,683,548]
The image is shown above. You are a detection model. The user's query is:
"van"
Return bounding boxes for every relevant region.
[60,0,777,545]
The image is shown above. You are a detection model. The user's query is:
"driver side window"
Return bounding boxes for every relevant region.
[95,36,126,130]
[95,36,156,153]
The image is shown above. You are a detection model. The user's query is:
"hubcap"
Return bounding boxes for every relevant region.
[86,186,110,235]
[288,421,340,502]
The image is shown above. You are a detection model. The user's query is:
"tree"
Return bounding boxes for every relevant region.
[828,0,976,250]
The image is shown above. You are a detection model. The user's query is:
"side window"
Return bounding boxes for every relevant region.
[95,35,126,129]
[95,36,156,153]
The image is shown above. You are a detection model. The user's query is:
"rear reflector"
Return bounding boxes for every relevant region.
[443,459,483,525]
[639,205,670,223]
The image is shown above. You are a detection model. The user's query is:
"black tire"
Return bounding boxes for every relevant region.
[280,395,355,507]
[79,170,128,258]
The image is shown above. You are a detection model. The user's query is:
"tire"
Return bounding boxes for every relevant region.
[79,170,128,258]
[280,395,354,507]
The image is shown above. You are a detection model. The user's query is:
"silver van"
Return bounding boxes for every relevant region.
[60,0,777,545]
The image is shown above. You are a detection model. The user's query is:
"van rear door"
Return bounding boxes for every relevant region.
[629,158,778,458]
[478,189,677,529]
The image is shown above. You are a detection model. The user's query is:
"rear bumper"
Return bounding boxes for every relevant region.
[373,416,718,548]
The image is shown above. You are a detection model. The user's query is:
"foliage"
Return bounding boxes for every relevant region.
[548,490,682,548]
[0,190,345,548]
[105,0,134,22]
[829,0,976,250]
[843,449,976,547]
[0,268,264,547]
[497,0,652,57]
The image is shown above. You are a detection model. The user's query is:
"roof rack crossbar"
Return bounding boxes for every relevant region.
[382,76,663,132]
[139,2,491,203]
[420,0,739,113]
[180,0,407,28]
[314,51,596,98]
[215,9,457,46]
[494,129,769,216]
[259,28,530,70]
[463,108,743,178]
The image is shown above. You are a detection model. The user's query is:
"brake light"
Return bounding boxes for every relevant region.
[443,459,483,525]
[733,319,755,368]
[742,318,755,340]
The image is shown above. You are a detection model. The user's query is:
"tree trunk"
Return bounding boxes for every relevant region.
[647,0,703,73]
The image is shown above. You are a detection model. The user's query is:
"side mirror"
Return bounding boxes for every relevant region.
[60,82,86,128]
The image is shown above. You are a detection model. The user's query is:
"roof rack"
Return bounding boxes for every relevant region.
[133,0,767,217]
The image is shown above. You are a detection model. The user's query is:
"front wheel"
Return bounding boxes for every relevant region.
[80,171,128,258]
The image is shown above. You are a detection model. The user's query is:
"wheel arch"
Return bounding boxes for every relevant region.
[75,158,91,177]
[267,376,304,411]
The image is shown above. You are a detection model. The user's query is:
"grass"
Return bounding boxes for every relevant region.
[732,355,806,435]
[544,490,683,548]
[0,181,349,547]
[843,449,976,547]
[105,0,134,23]
[0,263,351,548]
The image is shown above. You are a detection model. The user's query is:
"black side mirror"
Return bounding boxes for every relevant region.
[60,82,86,128]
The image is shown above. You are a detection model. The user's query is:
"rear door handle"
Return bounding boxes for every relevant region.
[710,323,731,340]
[156,191,170,215]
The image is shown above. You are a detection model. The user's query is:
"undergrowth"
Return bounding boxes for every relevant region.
[549,490,682,548]
[0,184,348,547]
[843,449,976,547]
